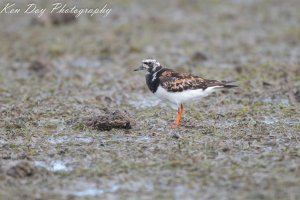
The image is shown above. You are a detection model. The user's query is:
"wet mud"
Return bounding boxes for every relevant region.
[0,0,300,199]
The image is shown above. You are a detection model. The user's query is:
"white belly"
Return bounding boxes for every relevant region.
[154,86,219,105]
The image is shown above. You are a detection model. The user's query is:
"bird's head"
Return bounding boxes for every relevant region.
[134,59,162,73]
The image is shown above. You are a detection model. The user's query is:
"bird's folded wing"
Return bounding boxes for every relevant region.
[159,69,212,92]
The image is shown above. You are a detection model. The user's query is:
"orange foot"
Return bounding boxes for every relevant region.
[170,123,179,129]
[169,104,184,129]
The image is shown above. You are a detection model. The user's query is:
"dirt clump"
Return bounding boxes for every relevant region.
[31,13,77,26]
[28,60,50,78]
[191,51,208,61]
[6,161,37,178]
[50,13,77,25]
[294,90,300,103]
[84,110,132,131]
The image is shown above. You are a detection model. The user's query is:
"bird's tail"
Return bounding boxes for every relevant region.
[206,80,238,89]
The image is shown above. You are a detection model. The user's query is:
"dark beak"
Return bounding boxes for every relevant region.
[133,65,144,71]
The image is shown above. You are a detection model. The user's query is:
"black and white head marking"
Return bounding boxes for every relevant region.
[142,59,161,73]
[141,59,163,81]
[134,59,162,74]
[151,67,163,81]
[134,59,164,93]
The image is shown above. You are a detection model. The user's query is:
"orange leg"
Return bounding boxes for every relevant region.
[170,104,184,128]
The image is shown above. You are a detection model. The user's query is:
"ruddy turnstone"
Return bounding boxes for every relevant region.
[134,59,237,128]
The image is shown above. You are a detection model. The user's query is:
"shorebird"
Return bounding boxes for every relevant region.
[134,59,237,128]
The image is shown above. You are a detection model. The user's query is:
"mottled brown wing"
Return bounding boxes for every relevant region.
[159,69,210,92]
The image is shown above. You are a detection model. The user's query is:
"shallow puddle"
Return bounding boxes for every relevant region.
[70,185,119,197]
[129,96,162,109]
[68,57,102,69]
[100,135,152,144]
[35,160,72,172]
[263,116,279,125]
[48,136,93,145]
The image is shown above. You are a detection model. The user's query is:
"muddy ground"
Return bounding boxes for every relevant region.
[1,0,300,199]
